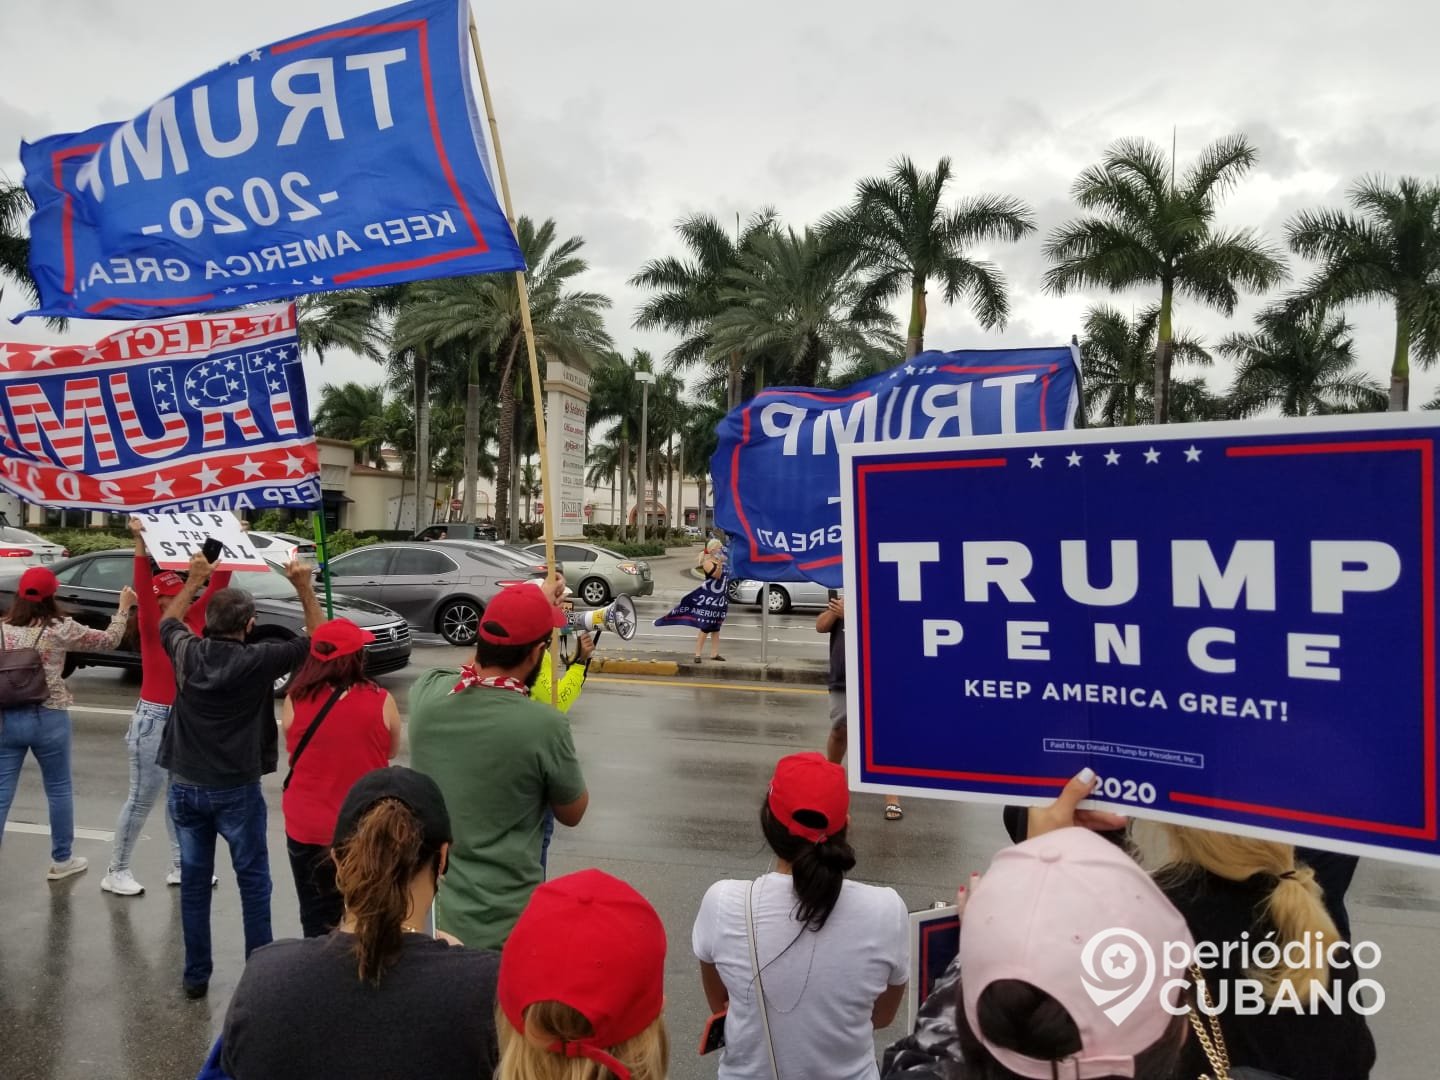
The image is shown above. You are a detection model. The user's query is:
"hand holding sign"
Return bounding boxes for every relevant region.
[138,511,268,572]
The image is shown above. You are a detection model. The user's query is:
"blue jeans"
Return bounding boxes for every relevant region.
[109,700,180,874]
[0,705,74,863]
[169,781,273,987]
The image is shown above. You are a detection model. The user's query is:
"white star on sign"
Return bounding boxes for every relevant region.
[1028,453,1044,469]
[291,279,303,286]
[227,56,240,66]
[1184,445,1202,462]
[269,380,282,391]
[237,457,266,479]
[157,400,172,413]
[244,284,259,291]
[228,379,241,391]
[265,361,277,373]
[185,378,196,389]
[187,396,200,408]
[31,346,55,366]
[78,346,104,362]
[224,359,237,371]
[1104,449,1121,465]
[1066,451,1082,467]
[193,463,223,489]
[281,454,306,476]
[248,48,263,61]
[310,276,324,285]
[1143,447,1161,464]
[904,364,916,375]
[223,287,237,294]
[0,344,13,369]
[146,473,176,499]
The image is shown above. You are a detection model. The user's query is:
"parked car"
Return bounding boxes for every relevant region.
[0,550,412,693]
[730,577,832,614]
[413,522,498,543]
[0,526,69,567]
[682,525,703,539]
[521,542,654,606]
[323,541,545,645]
[247,530,318,567]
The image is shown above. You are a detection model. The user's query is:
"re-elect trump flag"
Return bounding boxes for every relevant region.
[712,347,1080,588]
[18,0,524,321]
[0,304,320,512]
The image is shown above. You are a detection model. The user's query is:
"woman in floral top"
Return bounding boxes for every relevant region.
[0,566,135,881]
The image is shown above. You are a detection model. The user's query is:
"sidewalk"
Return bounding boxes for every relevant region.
[590,653,827,684]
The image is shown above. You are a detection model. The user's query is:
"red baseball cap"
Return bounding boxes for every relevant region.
[18,566,57,601]
[310,618,375,661]
[498,869,666,1080]
[478,582,566,645]
[768,752,850,843]
[153,571,187,597]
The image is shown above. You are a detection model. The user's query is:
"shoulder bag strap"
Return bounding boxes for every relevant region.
[747,879,782,1080]
[283,686,347,792]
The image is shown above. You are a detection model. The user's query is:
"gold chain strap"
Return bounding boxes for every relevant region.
[1186,965,1231,1080]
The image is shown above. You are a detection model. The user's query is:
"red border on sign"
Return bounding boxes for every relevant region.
[856,437,1439,843]
[919,915,960,1001]
[53,16,493,312]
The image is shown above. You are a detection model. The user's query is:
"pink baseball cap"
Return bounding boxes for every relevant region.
[959,827,1193,1080]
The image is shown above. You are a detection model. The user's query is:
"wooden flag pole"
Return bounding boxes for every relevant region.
[467,10,560,704]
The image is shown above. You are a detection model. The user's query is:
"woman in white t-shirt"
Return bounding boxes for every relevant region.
[693,753,909,1080]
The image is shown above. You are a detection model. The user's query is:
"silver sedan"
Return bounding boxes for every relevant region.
[729,577,832,614]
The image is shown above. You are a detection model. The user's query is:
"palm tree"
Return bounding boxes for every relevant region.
[0,177,65,329]
[681,396,726,533]
[1166,377,1233,423]
[1222,307,1386,417]
[631,210,778,408]
[587,350,652,541]
[312,383,390,466]
[393,218,611,537]
[1287,177,1440,410]
[825,156,1036,357]
[1080,305,1211,426]
[296,291,388,365]
[1045,135,1286,422]
[708,228,902,388]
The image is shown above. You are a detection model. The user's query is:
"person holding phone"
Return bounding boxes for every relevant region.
[159,551,324,999]
[816,592,902,821]
[102,518,232,898]
[221,768,503,1080]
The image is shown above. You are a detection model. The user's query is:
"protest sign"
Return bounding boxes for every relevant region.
[712,347,1079,587]
[0,304,319,512]
[18,0,524,321]
[137,511,268,572]
[907,905,960,1030]
[841,414,1440,865]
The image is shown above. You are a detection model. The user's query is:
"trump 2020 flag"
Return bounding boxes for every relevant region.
[713,347,1080,588]
[0,304,320,512]
[18,0,524,321]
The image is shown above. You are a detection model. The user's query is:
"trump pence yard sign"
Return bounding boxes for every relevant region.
[840,414,1440,865]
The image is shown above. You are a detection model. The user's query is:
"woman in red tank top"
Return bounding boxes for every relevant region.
[281,618,401,936]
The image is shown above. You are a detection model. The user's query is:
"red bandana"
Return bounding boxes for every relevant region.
[450,663,529,697]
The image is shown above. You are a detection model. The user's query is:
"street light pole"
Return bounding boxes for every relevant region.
[635,369,656,543]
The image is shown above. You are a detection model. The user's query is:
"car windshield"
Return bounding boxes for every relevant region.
[0,528,48,545]
[233,565,304,599]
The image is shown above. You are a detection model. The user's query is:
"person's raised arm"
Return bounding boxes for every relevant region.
[164,551,213,624]
[188,566,234,631]
[130,518,161,633]
[285,559,324,634]
[816,594,844,634]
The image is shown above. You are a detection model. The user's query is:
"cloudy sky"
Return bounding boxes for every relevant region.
[4,0,1440,407]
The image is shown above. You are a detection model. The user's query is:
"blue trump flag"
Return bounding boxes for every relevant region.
[711,348,1080,588]
[0,304,320,512]
[842,415,1440,865]
[18,0,524,321]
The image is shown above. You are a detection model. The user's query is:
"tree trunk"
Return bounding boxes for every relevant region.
[618,426,630,542]
[1391,309,1411,412]
[727,352,742,411]
[494,334,522,529]
[697,473,708,534]
[393,464,407,530]
[666,433,675,534]
[905,281,926,359]
[413,351,430,527]
[677,438,685,528]
[462,351,480,520]
[508,450,521,541]
[1153,281,1175,424]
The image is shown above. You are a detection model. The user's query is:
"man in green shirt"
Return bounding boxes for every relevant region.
[409,582,589,949]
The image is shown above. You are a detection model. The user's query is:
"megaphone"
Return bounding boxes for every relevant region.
[565,594,637,642]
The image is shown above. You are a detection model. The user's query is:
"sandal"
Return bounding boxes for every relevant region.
[884,803,904,821]
[693,655,703,663]
[712,655,726,662]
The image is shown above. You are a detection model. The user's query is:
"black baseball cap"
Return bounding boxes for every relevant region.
[333,767,452,851]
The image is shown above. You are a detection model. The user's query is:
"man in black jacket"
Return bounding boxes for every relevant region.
[159,552,322,998]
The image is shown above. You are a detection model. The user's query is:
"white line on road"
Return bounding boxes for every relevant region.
[69,705,135,717]
[5,822,115,842]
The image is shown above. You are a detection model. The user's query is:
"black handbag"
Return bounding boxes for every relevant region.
[0,624,49,707]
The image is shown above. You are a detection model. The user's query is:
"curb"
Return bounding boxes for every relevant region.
[590,657,827,685]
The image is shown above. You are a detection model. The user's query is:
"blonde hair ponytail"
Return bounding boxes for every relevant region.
[1161,826,1340,997]
[496,1001,669,1080]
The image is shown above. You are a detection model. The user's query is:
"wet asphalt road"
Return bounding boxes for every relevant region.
[2,654,1440,1079]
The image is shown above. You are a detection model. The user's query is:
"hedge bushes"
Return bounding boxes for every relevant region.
[45,530,134,556]
[604,541,667,558]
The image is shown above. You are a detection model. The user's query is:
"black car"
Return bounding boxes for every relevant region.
[413,522,498,543]
[0,550,413,692]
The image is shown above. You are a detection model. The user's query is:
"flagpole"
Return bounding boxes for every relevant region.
[467,9,560,704]
[310,508,334,619]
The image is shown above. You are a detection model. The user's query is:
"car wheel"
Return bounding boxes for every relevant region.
[727,579,741,601]
[579,577,610,606]
[439,600,482,646]
[766,586,791,615]
[249,628,299,696]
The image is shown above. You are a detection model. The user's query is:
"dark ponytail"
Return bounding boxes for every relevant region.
[332,798,442,984]
[759,801,855,931]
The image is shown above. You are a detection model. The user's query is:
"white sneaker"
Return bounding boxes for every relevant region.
[47,857,89,881]
[167,868,218,887]
[101,869,145,896]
